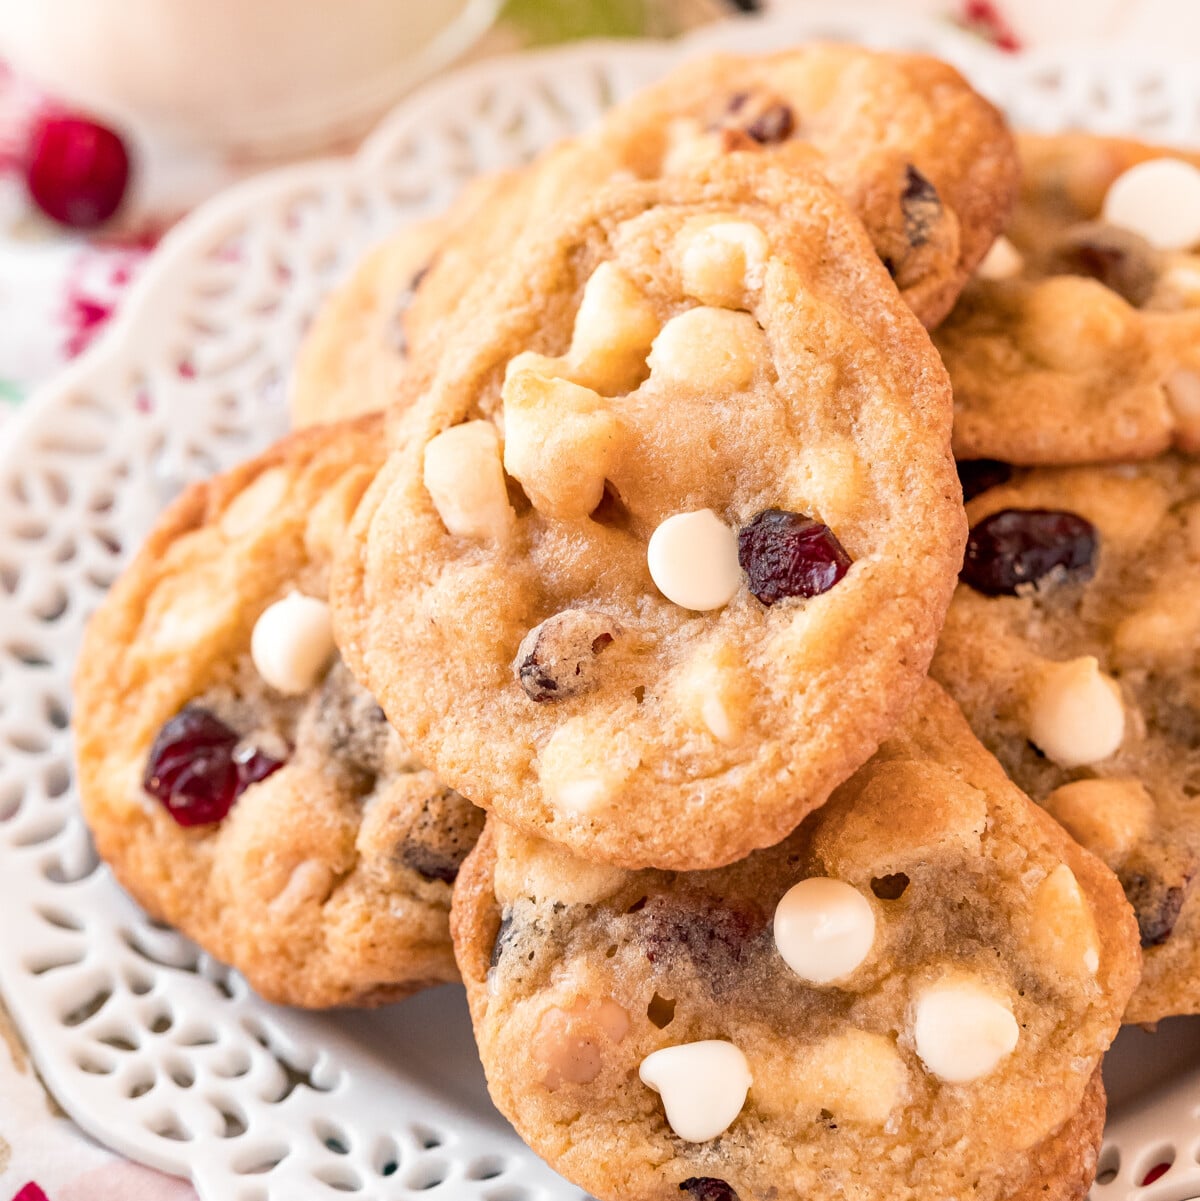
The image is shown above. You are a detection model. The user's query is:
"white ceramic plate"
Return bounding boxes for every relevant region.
[2,5,1200,1199]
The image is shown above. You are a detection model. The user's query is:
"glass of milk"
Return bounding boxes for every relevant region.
[0,0,502,155]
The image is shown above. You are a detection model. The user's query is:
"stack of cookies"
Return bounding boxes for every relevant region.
[76,41,1200,1201]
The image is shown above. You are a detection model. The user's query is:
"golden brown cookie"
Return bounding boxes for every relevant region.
[334,156,964,872]
[290,171,514,428]
[406,45,1019,348]
[933,456,1200,1023]
[452,682,1139,1201]
[290,218,446,428]
[74,417,483,1008]
[941,132,1200,465]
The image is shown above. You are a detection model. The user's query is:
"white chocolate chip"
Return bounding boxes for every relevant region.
[534,998,631,1091]
[1042,777,1156,863]
[756,1030,907,1126]
[250,592,335,695]
[671,642,749,744]
[269,859,335,915]
[647,307,764,391]
[1112,585,1200,669]
[1030,864,1101,977]
[679,220,769,308]
[1164,367,1200,452]
[219,467,289,539]
[661,117,718,175]
[639,1041,751,1143]
[1157,258,1200,305]
[912,976,1019,1083]
[773,877,876,985]
[1102,158,1200,251]
[502,359,623,520]
[647,509,742,612]
[786,438,868,529]
[538,715,640,815]
[701,694,734,742]
[493,826,625,907]
[1027,657,1125,769]
[976,234,1024,280]
[568,262,660,394]
[423,421,515,542]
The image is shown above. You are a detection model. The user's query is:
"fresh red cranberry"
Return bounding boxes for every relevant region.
[14,1185,52,1201]
[961,508,1097,596]
[738,509,852,605]
[680,1179,739,1201]
[957,458,1012,502]
[143,706,283,827]
[25,112,130,229]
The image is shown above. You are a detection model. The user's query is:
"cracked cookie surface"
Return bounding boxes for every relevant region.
[74,416,483,1008]
[933,456,1200,1023]
[334,157,964,871]
[452,682,1138,1201]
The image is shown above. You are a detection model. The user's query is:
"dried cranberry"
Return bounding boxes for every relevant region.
[901,164,942,249]
[961,509,1097,596]
[1050,221,1160,307]
[397,786,485,884]
[680,1179,740,1201]
[143,706,284,827]
[870,873,910,901]
[737,509,852,605]
[720,93,794,144]
[745,103,794,145]
[25,112,130,229]
[641,893,766,979]
[515,610,623,702]
[1121,861,1194,948]
[957,458,1012,502]
[235,748,284,789]
[490,914,515,968]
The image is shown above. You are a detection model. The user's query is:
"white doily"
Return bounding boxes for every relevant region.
[1,5,1199,1199]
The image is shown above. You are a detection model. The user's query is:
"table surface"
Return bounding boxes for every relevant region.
[0,2,1193,1197]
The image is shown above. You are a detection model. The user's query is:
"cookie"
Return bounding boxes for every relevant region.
[451,681,1139,1201]
[932,456,1200,1024]
[940,132,1200,465]
[74,416,484,1008]
[290,171,513,428]
[289,217,446,428]
[406,45,1019,349]
[334,156,965,871]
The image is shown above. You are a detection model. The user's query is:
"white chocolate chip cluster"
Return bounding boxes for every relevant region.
[499,837,1104,1150]
[421,216,770,561]
[621,835,1106,1143]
